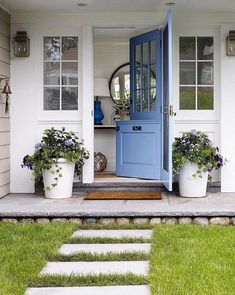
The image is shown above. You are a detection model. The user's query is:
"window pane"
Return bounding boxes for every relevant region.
[135,44,141,64]
[44,87,60,110]
[143,42,149,65]
[198,37,213,60]
[150,64,156,86]
[62,37,78,60]
[150,40,156,64]
[62,62,78,85]
[198,87,213,110]
[180,87,195,110]
[142,66,149,89]
[142,89,148,111]
[135,67,141,89]
[198,62,213,85]
[62,87,78,110]
[150,87,156,111]
[135,90,140,112]
[44,37,60,61]
[180,62,196,85]
[179,37,195,60]
[44,62,60,85]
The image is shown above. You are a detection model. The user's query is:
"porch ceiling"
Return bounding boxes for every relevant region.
[0,0,235,14]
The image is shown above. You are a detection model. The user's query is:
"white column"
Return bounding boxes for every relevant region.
[221,25,235,192]
[81,25,94,183]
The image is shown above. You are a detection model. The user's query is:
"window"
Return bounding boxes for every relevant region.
[43,36,78,110]
[179,37,214,110]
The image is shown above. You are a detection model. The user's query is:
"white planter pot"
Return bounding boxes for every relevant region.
[43,158,75,199]
[179,162,208,198]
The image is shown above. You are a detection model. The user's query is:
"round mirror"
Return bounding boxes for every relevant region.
[109,63,130,102]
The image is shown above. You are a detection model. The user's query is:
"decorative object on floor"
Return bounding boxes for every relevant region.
[1,79,12,114]
[226,30,235,56]
[94,152,107,172]
[84,191,161,200]
[113,96,130,120]
[21,127,89,199]
[94,78,110,125]
[173,130,226,198]
[14,31,30,57]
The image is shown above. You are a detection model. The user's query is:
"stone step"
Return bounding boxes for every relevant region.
[40,261,149,276]
[59,243,151,255]
[72,229,153,240]
[26,285,151,295]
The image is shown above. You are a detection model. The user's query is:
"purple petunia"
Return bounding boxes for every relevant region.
[34,143,41,149]
[64,139,73,146]
[189,129,197,136]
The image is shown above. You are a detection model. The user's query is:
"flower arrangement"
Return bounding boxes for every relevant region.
[113,97,130,116]
[173,130,226,180]
[22,127,89,189]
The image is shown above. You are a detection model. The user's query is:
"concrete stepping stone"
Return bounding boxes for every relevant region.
[26,285,151,295]
[72,229,153,239]
[40,261,149,276]
[59,243,151,255]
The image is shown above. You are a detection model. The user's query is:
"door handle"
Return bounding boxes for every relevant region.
[163,105,176,117]
[116,126,120,131]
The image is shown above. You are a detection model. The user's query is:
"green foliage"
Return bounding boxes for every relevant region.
[22,127,89,190]
[173,130,226,180]
[113,97,130,116]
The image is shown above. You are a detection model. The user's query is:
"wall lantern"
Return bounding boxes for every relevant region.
[226,31,235,56]
[14,31,30,57]
[0,78,12,113]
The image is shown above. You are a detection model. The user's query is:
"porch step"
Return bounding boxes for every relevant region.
[59,243,151,255]
[72,229,153,239]
[26,285,151,295]
[40,261,149,276]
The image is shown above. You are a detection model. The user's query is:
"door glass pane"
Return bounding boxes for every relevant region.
[150,40,156,64]
[179,86,196,110]
[198,87,213,110]
[44,87,60,110]
[150,87,156,111]
[198,62,213,85]
[135,44,141,64]
[198,37,213,60]
[62,37,78,60]
[62,62,78,85]
[62,87,78,110]
[180,62,195,85]
[150,64,156,86]
[179,37,195,60]
[44,37,60,61]
[142,66,149,89]
[135,67,141,89]
[135,90,141,112]
[44,62,60,85]
[143,42,149,65]
[142,89,149,111]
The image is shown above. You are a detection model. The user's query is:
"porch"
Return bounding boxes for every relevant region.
[0,193,234,221]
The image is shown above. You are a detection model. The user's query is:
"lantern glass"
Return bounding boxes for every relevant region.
[226,39,235,56]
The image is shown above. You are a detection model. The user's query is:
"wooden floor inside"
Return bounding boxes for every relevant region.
[84,191,162,200]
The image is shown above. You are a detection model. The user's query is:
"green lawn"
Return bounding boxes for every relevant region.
[0,223,234,295]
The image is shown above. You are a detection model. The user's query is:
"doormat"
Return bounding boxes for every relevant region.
[84,191,161,200]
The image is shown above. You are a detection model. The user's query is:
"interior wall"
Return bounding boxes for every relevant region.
[94,40,129,171]
[0,6,10,198]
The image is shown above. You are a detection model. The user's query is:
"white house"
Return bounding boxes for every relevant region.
[0,0,235,197]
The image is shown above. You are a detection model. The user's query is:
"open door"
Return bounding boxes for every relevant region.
[116,11,173,189]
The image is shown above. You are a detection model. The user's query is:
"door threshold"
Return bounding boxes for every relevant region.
[94,172,162,183]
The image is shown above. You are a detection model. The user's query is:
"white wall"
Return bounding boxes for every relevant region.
[0,6,10,198]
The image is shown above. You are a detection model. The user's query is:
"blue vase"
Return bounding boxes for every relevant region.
[94,100,104,125]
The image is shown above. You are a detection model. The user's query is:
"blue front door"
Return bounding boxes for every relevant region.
[116,12,173,188]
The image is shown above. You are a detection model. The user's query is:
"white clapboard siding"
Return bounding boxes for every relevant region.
[0,170,10,186]
[0,184,10,198]
[0,132,10,145]
[0,158,10,173]
[0,7,10,198]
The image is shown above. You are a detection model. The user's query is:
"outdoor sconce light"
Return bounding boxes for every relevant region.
[0,78,12,113]
[14,31,30,57]
[226,31,235,56]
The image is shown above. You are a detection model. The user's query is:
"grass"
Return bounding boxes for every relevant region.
[0,222,234,295]
[149,225,235,295]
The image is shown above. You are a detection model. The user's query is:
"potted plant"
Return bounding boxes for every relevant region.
[113,96,130,120]
[22,127,89,199]
[173,130,226,198]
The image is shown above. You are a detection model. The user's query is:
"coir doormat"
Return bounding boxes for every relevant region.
[84,191,161,200]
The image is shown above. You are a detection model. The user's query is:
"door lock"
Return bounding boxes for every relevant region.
[163,105,176,117]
